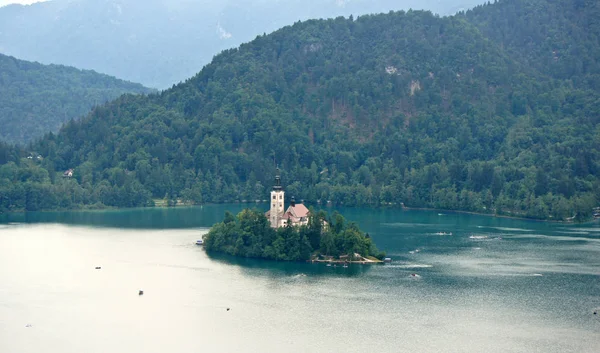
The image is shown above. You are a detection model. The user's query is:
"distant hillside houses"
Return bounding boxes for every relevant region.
[265,170,310,228]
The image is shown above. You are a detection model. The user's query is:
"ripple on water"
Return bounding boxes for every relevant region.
[382,222,450,227]
[389,264,433,269]
[559,227,600,233]
[476,226,534,232]
[556,231,590,235]
[507,233,600,243]
[421,249,600,277]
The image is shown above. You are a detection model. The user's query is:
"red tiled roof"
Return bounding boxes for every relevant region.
[287,203,309,218]
[282,212,300,221]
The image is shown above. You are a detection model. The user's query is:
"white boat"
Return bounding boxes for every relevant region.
[195,239,204,245]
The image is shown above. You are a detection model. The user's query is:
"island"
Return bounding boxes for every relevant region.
[203,170,385,263]
[203,208,385,263]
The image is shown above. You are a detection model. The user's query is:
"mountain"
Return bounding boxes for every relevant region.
[0,53,154,144]
[0,0,484,88]
[0,0,598,221]
[462,0,600,89]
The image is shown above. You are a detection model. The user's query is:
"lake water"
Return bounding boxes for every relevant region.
[1,205,599,353]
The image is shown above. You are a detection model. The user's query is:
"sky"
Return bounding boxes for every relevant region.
[0,0,47,7]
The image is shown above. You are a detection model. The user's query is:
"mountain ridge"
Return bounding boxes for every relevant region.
[0,52,154,144]
[0,0,485,88]
[0,0,598,221]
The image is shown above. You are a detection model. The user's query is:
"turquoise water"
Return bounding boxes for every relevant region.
[1,205,599,352]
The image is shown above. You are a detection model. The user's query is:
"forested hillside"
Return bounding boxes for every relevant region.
[462,0,600,89]
[0,53,153,143]
[1,0,598,220]
[0,0,483,88]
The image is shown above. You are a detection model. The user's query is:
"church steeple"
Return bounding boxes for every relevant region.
[269,168,285,227]
[272,167,282,191]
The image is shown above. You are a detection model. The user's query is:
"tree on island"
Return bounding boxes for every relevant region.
[203,208,385,262]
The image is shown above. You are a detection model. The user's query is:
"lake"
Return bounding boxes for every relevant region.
[1,205,599,353]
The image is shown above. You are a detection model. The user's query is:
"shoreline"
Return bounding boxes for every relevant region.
[151,202,600,224]
[399,206,563,223]
[2,202,598,224]
[400,206,597,225]
[141,203,600,224]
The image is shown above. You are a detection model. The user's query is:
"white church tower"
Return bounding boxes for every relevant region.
[269,168,285,228]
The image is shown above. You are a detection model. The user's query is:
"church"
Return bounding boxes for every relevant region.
[265,169,310,228]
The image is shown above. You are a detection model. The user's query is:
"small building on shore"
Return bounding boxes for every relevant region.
[265,169,310,228]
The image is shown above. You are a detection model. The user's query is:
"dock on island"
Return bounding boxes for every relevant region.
[310,253,383,264]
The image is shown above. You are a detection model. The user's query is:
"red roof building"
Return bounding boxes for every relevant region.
[265,169,310,228]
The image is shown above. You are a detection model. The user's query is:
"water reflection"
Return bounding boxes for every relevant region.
[206,251,374,278]
[0,205,252,229]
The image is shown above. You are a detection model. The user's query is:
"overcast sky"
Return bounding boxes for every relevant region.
[0,0,46,7]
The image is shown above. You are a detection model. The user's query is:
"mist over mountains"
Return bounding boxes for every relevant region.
[0,0,483,88]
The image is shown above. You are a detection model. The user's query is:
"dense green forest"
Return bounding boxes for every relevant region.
[461,0,600,90]
[0,0,481,88]
[0,0,598,221]
[0,53,154,143]
[203,209,384,261]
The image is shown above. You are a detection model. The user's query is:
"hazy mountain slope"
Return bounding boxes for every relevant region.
[0,0,484,88]
[0,2,598,220]
[0,53,154,144]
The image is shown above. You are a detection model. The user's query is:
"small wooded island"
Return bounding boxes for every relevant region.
[203,208,385,262]
[203,170,385,263]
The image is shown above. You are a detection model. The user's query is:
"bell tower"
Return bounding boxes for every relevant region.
[270,168,285,227]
